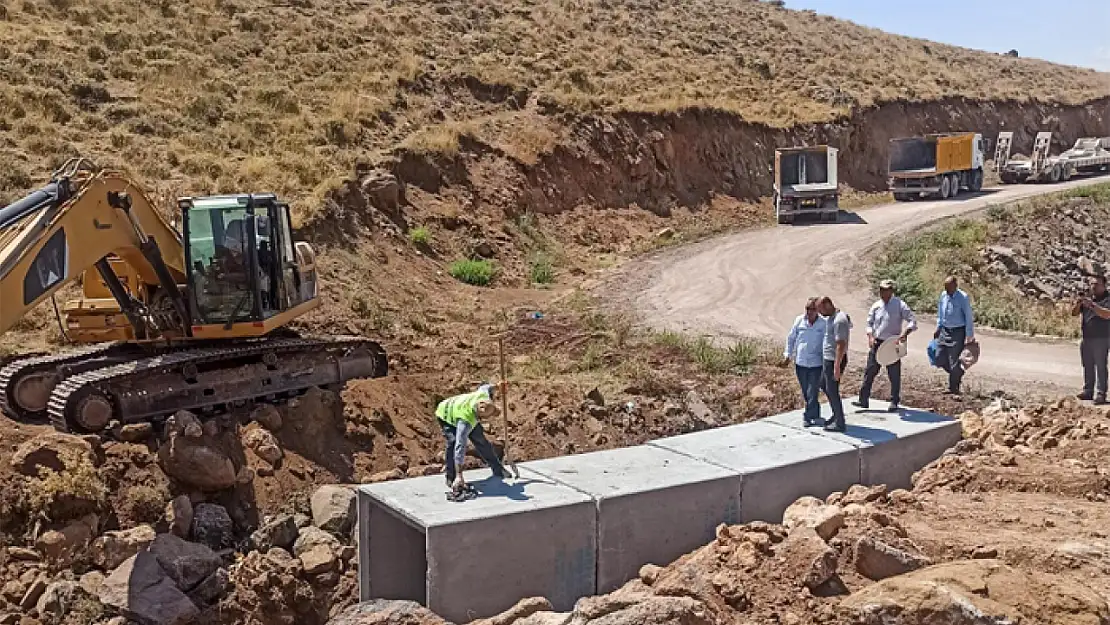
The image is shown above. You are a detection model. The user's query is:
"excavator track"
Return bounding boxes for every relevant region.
[0,343,124,422]
[45,336,387,433]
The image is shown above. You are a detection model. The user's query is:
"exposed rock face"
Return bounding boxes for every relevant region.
[311,485,357,535]
[99,552,200,625]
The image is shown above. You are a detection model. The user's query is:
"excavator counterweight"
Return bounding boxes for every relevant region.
[0,159,387,432]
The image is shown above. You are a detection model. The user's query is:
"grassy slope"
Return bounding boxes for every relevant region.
[1,0,1107,211]
[874,183,1110,339]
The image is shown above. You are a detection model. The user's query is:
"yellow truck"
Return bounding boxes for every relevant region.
[888,132,987,201]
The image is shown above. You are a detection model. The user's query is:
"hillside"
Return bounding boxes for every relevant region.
[1,0,1108,209]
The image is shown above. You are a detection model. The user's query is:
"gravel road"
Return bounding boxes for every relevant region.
[617,176,1110,395]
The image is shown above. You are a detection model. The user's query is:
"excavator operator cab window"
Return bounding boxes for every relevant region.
[182,194,299,328]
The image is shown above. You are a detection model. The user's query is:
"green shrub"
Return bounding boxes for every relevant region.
[528,253,555,284]
[449,259,495,286]
[408,226,430,245]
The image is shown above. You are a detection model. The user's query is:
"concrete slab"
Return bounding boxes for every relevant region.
[524,445,741,593]
[765,399,961,489]
[357,468,596,622]
[651,420,861,523]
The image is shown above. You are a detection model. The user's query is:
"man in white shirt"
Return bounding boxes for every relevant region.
[855,279,917,412]
[784,297,828,426]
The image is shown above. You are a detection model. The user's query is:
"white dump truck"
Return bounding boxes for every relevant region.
[995,132,1110,184]
[773,145,839,224]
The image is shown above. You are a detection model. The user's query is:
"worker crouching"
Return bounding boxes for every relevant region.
[436,383,509,495]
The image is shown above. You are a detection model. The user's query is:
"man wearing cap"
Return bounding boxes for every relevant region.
[935,276,976,398]
[856,279,917,412]
[436,382,509,494]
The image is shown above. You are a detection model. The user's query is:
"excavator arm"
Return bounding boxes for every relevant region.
[0,160,188,337]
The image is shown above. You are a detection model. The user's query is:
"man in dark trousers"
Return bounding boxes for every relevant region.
[855,279,917,412]
[818,296,851,432]
[934,276,975,398]
[1073,275,1110,405]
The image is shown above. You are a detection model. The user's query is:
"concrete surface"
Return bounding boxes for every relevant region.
[651,420,860,523]
[765,400,962,489]
[357,468,596,622]
[524,445,741,592]
[617,175,1110,392]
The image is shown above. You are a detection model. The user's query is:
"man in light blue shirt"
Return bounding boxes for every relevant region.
[784,297,827,426]
[934,276,975,397]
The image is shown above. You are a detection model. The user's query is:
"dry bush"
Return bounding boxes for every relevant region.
[119,483,171,526]
[27,449,108,522]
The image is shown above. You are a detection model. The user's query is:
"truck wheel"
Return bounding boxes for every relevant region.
[939,176,951,199]
[970,169,984,192]
[1050,164,1062,183]
[778,214,793,225]
[1062,166,1072,181]
[948,173,960,198]
[893,193,909,202]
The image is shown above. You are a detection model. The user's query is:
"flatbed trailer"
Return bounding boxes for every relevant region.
[996,132,1110,184]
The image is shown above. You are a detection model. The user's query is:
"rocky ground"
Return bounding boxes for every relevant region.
[324,397,1110,625]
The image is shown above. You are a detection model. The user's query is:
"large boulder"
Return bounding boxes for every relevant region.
[99,552,200,625]
[158,433,237,491]
[311,485,356,535]
[299,545,338,576]
[252,514,300,552]
[190,503,234,551]
[148,533,222,592]
[782,496,845,541]
[779,526,838,590]
[326,599,449,625]
[839,559,1110,625]
[243,427,283,466]
[10,431,97,476]
[92,524,157,570]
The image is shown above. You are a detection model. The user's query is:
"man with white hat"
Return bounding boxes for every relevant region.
[435,382,509,495]
[856,279,917,412]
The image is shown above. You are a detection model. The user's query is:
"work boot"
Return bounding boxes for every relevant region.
[1095,395,1108,406]
[852,399,869,409]
[887,402,900,413]
[1077,391,1094,401]
[823,420,846,433]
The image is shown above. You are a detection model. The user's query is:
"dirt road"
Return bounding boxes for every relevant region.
[620,177,1110,394]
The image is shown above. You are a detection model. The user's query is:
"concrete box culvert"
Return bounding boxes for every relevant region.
[523,445,742,594]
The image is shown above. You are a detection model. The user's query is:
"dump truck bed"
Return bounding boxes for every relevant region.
[889,133,977,176]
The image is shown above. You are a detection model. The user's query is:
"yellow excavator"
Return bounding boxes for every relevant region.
[0,159,387,433]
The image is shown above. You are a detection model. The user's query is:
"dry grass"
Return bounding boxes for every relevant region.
[0,0,1105,212]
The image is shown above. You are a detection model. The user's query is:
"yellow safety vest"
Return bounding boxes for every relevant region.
[435,389,489,427]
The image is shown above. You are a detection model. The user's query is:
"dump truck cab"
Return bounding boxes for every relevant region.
[774,146,840,224]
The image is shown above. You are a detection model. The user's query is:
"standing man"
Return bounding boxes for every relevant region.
[435,382,509,495]
[784,298,828,426]
[818,296,851,432]
[856,279,917,412]
[935,276,976,398]
[1073,275,1110,405]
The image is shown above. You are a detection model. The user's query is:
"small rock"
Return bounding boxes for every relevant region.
[202,420,220,437]
[655,227,675,240]
[781,526,838,590]
[475,597,555,625]
[251,514,299,552]
[854,534,931,580]
[328,600,449,625]
[782,496,845,541]
[842,484,887,506]
[243,427,283,466]
[0,614,19,625]
[20,577,48,611]
[299,545,338,576]
[149,533,222,592]
[368,468,404,483]
[338,545,357,562]
[586,387,605,406]
[251,404,283,431]
[100,552,200,625]
[972,545,999,559]
[92,524,157,570]
[37,514,98,565]
[191,503,234,551]
[311,485,356,535]
[293,526,341,557]
[293,513,312,529]
[79,571,105,595]
[8,546,40,561]
[120,422,154,442]
[166,495,193,538]
[0,580,24,603]
[639,564,662,585]
[748,385,775,400]
[36,580,82,620]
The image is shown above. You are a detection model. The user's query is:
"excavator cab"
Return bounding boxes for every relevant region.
[181,193,319,338]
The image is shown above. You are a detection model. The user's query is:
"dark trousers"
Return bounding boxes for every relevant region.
[795,364,823,423]
[439,419,505,482]
[859,339,901,406]
[822,355,847,427]
[937,326,967,393]
[1081,336,1110,397]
